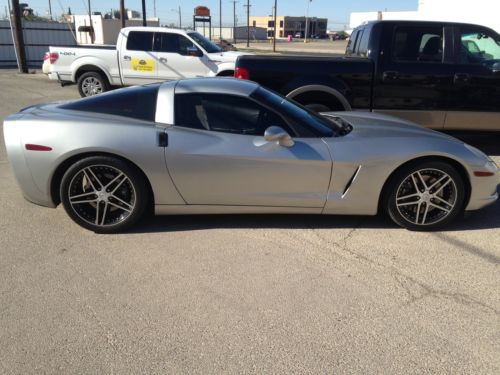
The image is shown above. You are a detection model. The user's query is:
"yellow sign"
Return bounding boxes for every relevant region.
[131,58,156,72]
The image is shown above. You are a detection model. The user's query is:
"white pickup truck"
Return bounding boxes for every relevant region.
[46,27,248,97]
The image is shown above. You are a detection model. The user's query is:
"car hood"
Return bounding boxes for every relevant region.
[326,111,461,144]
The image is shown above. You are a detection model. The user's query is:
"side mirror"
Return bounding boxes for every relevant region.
[186,46,203,57]
[492,62,500,74]
[264,126,294,147]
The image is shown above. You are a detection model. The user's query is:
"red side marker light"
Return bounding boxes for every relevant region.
[473,171,494,177]
[235,67,250,80]
[25,144,52,151]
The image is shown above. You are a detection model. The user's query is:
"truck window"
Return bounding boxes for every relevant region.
[356,30,370,57]
[155,33,197,55]
[458,28,500,64]
[126,31,154,52]
[393,27,443,63]
[346,30,359,55]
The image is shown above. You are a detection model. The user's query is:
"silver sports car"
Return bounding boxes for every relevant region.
[3,78,499,233]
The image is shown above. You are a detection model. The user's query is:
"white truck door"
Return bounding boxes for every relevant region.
[119,31,159,85]
[154,32,215,80]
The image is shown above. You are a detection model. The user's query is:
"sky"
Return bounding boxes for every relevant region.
[5,0,419,29]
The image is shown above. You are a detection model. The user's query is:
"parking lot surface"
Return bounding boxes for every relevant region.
[0,71,499,374]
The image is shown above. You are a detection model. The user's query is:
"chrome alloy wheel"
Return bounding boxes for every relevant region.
[395,168,458,226]
[67,165,136,227]
[81,76,103,96]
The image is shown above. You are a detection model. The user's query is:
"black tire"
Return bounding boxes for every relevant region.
[384,161,466,231]
[60,156,148,233]
[77,71,109,97]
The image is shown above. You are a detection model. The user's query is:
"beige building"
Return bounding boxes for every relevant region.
[249,16,328,39]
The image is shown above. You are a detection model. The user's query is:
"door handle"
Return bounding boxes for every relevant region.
[159,57,167,63]
[382,71,400,81]
[454,73,470,84]
[123,55,131,61]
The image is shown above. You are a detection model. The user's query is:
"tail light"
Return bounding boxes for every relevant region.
[44,52,59,64]
[235,67,250,80]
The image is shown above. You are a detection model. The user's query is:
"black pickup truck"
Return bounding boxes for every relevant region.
[235,20,500,131]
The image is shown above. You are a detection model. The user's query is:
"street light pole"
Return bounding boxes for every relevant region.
[304,0,311,43]
[219,0,222,41]
[245,0,250,47]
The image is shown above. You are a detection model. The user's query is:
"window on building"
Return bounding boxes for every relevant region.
[253,20,256,27]
[280,20,284,27]
[268,20,275,28]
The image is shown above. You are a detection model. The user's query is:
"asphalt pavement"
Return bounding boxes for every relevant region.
[0,71,499,374]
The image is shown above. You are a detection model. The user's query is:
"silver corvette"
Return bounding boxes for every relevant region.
[3,78,499,233]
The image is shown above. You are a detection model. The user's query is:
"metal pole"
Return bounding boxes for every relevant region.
[154,0,156,18]
[233,0,237,43]
[120,0,125,28]
[304,0,310,43]
[141,0,146,26]
[273,0,277,52]
[87,0,94,43]
[246,0,249,47]
[48,0,52,20]
[11,0,27,73]
[219,0,222,41]
[179,6,182,28]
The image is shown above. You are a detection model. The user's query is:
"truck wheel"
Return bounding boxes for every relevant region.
[77,72,109,97]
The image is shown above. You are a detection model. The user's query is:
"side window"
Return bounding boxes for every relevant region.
[459,28,500,64]
[393,27,443,62]
[126,31,154,51]
[156,33,196,55]
[356,30,370,57]
[60,84,160,121]
[346,30,359,55]
[175,94,292,136]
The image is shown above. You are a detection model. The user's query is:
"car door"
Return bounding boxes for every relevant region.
[444,25,500,131]
[373,24,455,129]
[119,31,159,85]
[154,32,214,80]
[164,93,332,208]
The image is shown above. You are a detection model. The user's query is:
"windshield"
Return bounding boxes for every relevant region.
[187,32,222,53]
[251,87,337,137]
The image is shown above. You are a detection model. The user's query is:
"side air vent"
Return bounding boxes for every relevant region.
[342,166,361,197]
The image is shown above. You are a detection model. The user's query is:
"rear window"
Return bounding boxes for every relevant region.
[60,84,160,122]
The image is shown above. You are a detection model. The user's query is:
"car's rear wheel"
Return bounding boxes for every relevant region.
[385,161,466,231]
[77,71,109,97]
[60,156,148,233]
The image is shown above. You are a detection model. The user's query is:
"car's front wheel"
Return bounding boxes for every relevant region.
[385,161,466,231]
[60,156,148,233]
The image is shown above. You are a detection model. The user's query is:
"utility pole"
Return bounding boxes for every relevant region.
[219,0,222,41]
[119,0,125,28]
[141,0,146,26]
[273,0,277,52]
[172,6,182,28]
[244,0,250,47]
[48,0,52,20]
[87,0,94,43]
[231,0,238,43]
[153,0,156,18]
[11,0,27,73]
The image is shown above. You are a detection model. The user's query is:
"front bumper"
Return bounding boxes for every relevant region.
[465,161,499,211]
